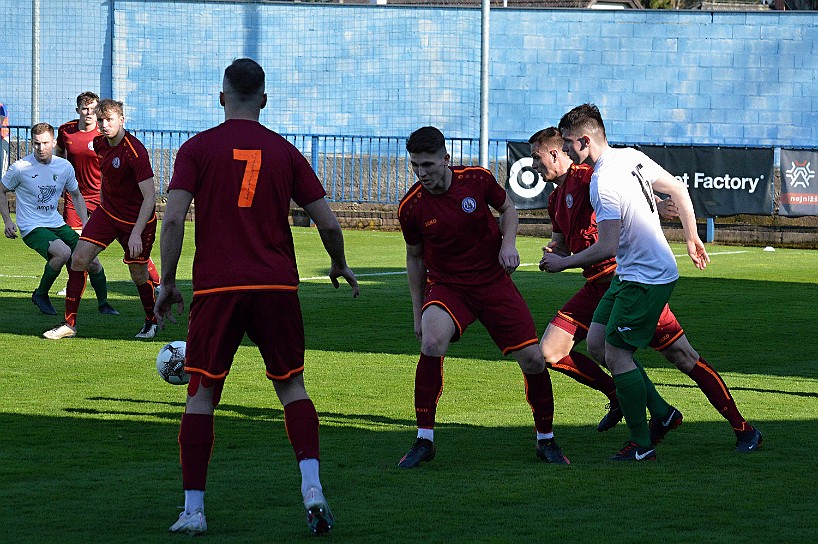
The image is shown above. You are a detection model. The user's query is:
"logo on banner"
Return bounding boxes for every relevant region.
[785,160,814,189]
[508,157,548,199]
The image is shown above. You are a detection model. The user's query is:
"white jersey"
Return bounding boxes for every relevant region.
[590,147,678,285]
[1,153,77,237]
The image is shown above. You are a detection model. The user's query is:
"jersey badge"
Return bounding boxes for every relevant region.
[87,141,94,151]
[565,193,574,209]
[461,196,477,213]
[112,157,121,168]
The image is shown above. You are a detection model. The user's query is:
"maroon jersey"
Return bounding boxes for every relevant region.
[57,121,102,210]
[399,166,507,285]
[548,163,617,281]
[168,119,326,295]
[94,132,154,222]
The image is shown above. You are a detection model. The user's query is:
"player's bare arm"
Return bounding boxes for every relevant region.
[68,187,90,229]
[541,219,619,273]
[495,195,521,275]
[0,184,17,239]
[652,173,710,270]
[128,177,157,259]
[405,242,426,341]
[303,198,360,298]
[154,188,192,329]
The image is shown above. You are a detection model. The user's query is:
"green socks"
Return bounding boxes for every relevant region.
[89,268,109,306]
[634,360,672,420]
[613,368,651,447]
[35,263,61,295]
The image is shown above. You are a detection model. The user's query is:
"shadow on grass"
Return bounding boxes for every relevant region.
[1,411,816,544]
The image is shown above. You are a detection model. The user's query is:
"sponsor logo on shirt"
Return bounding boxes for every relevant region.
[424,218,437,227]
[112,157,121,168]
[461,197,477,213]
[38,185,58,203]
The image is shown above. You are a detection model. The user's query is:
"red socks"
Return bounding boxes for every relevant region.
[687,358,750,433]
[414,354,444,430]
[283,398,320,462]
[64,268,87,327]
[179,413,215,490]
[551,352,617,400]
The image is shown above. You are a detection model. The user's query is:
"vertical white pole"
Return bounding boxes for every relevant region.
[479,0,489,169]
[32,0,40,124]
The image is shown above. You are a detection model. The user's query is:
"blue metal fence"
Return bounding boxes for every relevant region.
[4,127,510,204]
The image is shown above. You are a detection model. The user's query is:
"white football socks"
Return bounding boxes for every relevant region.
[417,428,434,442]
[184,489,205,513]
[299,458,321,497]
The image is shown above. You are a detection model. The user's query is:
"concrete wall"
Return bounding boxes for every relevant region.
[4,2,817,147]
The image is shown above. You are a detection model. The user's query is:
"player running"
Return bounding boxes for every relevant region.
[531,126,761,454]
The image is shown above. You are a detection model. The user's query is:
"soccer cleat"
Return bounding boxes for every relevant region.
[397,437,436,468]
[169,508,207,536]
[303,486,334,535]
[649,406,683,445]
[32,291,57,315]
[735,428,763,453]
[610,440,656,461]
[98,302,120,315]
[135,319,158,339]
[535,438,570,465]
[43,321,77,340]
[597,400,624,432]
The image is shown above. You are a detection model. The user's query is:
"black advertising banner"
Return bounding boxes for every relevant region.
[780,149,818,217]
[638,146,774,217]
[505,141,553,210]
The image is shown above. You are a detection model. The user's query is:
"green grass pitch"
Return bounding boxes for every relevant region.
[1,221,816,543]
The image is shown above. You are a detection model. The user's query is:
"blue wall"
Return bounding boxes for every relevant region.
[4,1,817,146]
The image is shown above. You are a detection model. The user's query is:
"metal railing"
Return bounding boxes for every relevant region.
[4,126,511,204]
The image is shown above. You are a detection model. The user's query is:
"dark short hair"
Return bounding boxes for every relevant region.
[529,127,563,148]
[558,103,606,140]
[96,98,124,118]
[76,91,100,108]
[224,58,265,97]
[31,122,55,138]
[406,126,446,155]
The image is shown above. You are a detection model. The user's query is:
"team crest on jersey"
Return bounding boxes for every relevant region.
[112,157,121,168]
[38,185,58,203]
[565,193,574,208]
[87,141,94,151]
[461,197,477,213]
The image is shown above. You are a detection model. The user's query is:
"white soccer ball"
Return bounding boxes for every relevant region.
[156,340,189,385]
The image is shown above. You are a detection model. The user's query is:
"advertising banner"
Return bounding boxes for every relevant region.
[505,141,553,210]
[638,146,774,217]
[779,149,818,217]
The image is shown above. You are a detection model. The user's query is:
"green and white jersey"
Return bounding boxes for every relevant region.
[1,153,77,237]
[590,147,678,285]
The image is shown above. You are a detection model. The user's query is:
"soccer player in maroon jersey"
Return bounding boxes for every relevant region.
[54,91,118,315]
[154,58,359,537]
[531,127,761,453]
[397,126,569,468]
[68,99,160,339]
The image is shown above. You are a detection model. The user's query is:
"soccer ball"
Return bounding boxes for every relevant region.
[156,340,189,385]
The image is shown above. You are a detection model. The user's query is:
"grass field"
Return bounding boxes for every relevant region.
[1,222,816,543]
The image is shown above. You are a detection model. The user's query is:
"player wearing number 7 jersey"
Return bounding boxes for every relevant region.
[556,104,710,462]
[154,58,359,537]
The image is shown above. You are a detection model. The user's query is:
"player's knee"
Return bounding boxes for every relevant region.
[662,344,697,373]
[129,263,149,284]
[540,342,568,366]
[87,258,103,274]
[587,338,605,365]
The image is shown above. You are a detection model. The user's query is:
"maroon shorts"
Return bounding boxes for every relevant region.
[423,276,539,355]
[79,207,156,264]
[550,280,684,351]
[62,194,99,229]
[185,291,305,382]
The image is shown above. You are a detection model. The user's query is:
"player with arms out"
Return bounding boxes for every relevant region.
[553,103,709,461]
[154,58,359,537]
[59,99,160,340]
[397,126,569,468]
[54,91,118,315]
[532,127,761,453]
[0,123,100,338]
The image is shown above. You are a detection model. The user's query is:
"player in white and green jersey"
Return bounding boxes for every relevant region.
[558,104,710,461]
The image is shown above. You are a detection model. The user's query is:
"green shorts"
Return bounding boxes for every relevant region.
[22,225,79,260]
[592,276,677,351]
